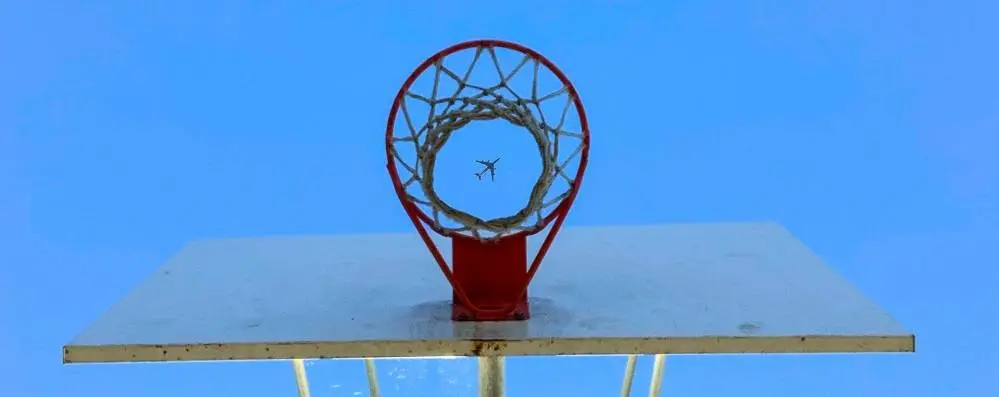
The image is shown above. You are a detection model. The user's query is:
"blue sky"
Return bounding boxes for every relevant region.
[2,0,997,395]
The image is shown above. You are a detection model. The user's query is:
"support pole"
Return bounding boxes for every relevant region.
[478,356,506,397]
[620,355,639,397]
[292,359,311,397]
[647,354,667,397]
[364,358,381,397]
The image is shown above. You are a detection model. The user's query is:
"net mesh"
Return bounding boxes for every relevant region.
[389,44,586,240]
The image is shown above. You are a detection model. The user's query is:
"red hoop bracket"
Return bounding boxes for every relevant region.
[385,39,590,321]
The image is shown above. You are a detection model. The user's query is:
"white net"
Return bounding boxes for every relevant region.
[389,43,587,240]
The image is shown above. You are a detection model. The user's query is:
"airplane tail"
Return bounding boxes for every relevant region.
[474,171,483,180]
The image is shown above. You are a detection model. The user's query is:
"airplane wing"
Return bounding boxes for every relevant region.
[476,160,489,165]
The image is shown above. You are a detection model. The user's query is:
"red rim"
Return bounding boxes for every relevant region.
[385,39,590,237]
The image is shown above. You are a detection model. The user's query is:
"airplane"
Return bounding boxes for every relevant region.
[474,158,500,181]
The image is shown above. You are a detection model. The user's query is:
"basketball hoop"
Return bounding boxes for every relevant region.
[385,39,590,321]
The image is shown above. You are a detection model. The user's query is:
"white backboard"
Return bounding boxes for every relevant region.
[64,222,913,363]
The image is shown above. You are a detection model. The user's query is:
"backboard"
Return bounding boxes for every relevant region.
[64,222,913,364]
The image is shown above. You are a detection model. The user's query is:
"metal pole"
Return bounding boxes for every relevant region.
[292,359,311,397]
[478,356,505,397]
[647,354,667,397]
[620,355,639,397]
[364,358,381,397]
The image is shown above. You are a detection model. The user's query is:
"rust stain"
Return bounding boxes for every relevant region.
[469,339,508,356]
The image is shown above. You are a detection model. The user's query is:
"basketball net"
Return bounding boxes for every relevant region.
[386,39,590,321]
